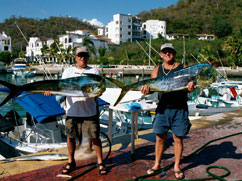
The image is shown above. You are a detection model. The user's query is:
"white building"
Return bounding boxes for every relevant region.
[26,37,43,57]
[103,14,142,44]
[142,20,166,39]
[0,32,11,52]
[196,34,215,40]
[59,30,90,49]
[26,37,54,57]
[166,33,189,40]
[25,30,110,60]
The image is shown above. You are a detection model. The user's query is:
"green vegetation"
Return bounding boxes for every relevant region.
[0,16,96,56]
[0,0,241,66]
[137,0,242,36]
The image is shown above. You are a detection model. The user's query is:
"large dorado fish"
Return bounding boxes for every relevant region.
[0,73,106,107]
[106,63,217,106]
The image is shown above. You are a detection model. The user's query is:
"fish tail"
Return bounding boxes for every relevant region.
[105,77,130,106]
[0,80,18,107]
[105,76,125,89]
[113,88,129,106]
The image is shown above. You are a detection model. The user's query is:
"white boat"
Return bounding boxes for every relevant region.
[0,91,68,158]
[13,69,36,78]
[0,115,67,157]
[12,58,27,71]
[188,80,242,116]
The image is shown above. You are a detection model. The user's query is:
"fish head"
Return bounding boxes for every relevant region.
[197,64,217,87]
[84,74,106,97]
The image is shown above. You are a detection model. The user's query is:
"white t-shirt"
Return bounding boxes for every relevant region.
[62,66,101,117]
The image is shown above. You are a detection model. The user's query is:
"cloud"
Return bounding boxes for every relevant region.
[83,18,104,27]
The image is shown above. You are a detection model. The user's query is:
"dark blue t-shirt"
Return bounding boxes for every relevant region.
[156,63,188,113]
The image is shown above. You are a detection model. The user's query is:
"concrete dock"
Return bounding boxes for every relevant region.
[0,108,242,180]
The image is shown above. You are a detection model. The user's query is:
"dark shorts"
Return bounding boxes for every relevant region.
[153,108,191,137]
[65,115,100,139]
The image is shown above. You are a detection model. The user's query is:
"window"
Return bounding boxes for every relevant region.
[69,38,72,43]
[120,34,122,38]
[65,38,67,43]
[120,28,123,31]
[116,21,119,24]
[144,25,146,29]
[120,21,122,24]
[128,32,131,35]
[128,25,131,29]
[128,19,131,23]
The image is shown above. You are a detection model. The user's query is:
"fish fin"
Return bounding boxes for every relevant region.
[0,80,18,107]
[82,73,102,81]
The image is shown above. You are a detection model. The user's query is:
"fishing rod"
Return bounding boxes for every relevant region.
[216,51,228,80]
[14,21,29,45]
[136,40,157,66]
[190,53,201,64]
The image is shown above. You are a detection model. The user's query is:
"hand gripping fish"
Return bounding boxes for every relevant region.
[106,63,217,106]
[0,73,106,107]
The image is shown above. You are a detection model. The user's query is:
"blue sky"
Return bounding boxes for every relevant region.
[0,0,178,26]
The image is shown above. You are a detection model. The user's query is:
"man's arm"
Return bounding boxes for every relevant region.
[140,66,159,95]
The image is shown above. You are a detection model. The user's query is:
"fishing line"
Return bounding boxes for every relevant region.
[67,131,112,181]
[127,131,242,181]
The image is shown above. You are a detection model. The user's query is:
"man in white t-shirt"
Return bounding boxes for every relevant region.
[44,47,106,175]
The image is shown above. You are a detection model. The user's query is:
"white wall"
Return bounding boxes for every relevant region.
[26,37,42,56]
[0,32,11,52]
[142,20,166,39]
[106,14,132,44]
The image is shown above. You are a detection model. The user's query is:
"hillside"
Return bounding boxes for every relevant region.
[137,0,242,35]
[0,16,97,54]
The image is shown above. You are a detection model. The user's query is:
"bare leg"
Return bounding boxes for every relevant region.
[76,135,82,149]
[148,133,167,173]
[62,137,77,174]
[173,134,184,178]
[92,137,106,174]
[67,137,76,163]
[85,139,93,153]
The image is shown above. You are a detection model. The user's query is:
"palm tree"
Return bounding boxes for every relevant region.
[98,47,109,65]
[223,35,242,67]
[82,37,96,56]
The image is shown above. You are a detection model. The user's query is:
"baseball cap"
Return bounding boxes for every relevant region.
[75,47,89,55]
[160,43,176,53]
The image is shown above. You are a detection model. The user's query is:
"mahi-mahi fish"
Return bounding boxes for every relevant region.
[106,63,217,106]
[1,153,68,163]
[0,73,106,107]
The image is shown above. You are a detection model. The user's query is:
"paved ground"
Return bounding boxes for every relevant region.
[1,109,242,181]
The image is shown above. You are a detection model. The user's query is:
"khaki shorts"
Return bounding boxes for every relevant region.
[65,115,100,139]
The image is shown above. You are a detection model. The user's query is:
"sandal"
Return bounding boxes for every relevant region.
[174,170,185,180]
[96,162,107,175]
[147,168,160,175]
[62,162,76,174]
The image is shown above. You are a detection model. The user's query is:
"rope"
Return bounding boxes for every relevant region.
[127,131,242,181]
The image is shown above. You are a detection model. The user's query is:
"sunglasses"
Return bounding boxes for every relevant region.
[77,52,89,58]
[161,49,176,54]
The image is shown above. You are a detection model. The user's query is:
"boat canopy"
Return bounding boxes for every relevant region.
[15,92,65,123]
